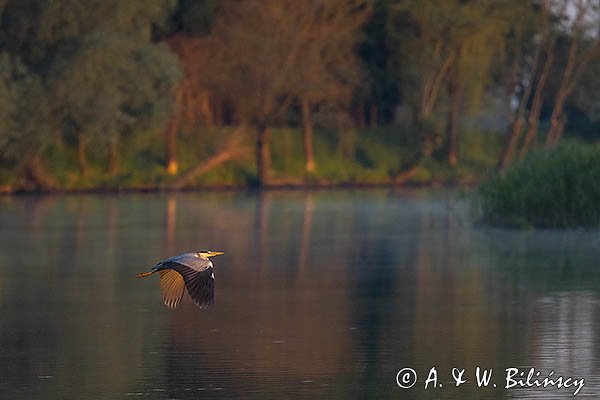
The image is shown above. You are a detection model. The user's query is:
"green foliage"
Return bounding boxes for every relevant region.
[477,141,600,228]
[393,0,518,117]
[0,0,181,178]
[0,0,598,192]
[211,0,370,123]
[267,127,496,184]
[356,0,401,122]
[174,0,219,35]
[0,53,51,168]
[47,32,181,158]
[0,0,177,67]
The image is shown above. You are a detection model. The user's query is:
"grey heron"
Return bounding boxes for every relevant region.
[136,251,224,308]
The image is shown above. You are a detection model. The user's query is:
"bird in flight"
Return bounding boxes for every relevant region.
[136,251,224,309]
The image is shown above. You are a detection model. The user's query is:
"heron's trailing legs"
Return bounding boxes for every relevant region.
[136,271,156,278]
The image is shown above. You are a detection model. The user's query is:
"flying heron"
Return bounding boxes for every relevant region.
[136,251,224,308]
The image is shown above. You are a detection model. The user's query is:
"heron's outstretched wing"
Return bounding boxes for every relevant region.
[159,270,185,309]
[175,264,215,308]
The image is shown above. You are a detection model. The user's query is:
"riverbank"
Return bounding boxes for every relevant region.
[0,178,482,196]
[1,127,501,194]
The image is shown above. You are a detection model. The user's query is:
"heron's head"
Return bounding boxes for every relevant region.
[197,250,225,259]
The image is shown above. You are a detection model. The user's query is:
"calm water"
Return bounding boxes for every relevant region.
[1,190,600,399]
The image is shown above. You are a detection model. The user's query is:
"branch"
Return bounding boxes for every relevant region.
[168,126,250,190]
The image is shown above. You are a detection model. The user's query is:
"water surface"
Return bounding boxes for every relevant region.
[1,190,599,399]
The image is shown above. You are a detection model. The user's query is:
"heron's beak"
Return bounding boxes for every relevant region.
[207,251,224,257]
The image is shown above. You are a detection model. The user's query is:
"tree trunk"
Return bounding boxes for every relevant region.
[53,128,63,148]
[520,51,554,160]
[166,86,183,175]
[214,98,224,126]
[166,119,178,175]
[170,146,248,189]
[369,104,378,128]
[498,118,524,171]
[355,104,366,129]
[545,40,590,145]
[169,125,248,189]
[421,50,457,120]
[545,0,595,146]
[78,134,88,176]
[446,80,462,167]
[546,115,566,146]
[546,109,566,146]
[498,27,545,171]
[420,50,458,158]
[109,139,119,175]
[199,91,214,127]
[26,154,56,190]
[545,83,574,147]
[301,98,316,173]
[256,122,272,186]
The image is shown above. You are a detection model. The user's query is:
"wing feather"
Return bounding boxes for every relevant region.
[176,265,215,308]
[159,270,185,309]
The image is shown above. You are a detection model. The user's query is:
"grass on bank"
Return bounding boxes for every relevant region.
[176,127,502,187]
[477,141,600,228]
[2,126,503,191]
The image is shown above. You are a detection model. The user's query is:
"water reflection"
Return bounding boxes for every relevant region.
[0,191,599,399]
[506,291,600,399]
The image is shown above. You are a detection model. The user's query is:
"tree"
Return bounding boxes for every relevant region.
[1,0,184,176]
[499,0,600,168]
[165,34,223,175]
[173,0,219,36]
[497,1,546,170]
[290,0,370,173]
[517,4,557,159]
[545,0,600,146]
[0,53,53,188]
[47,33,181,174]
[394,0,511,165]
[356,0,401,128]
[210,0,370,185]
[0,0,176,69]
[567,60,600,137]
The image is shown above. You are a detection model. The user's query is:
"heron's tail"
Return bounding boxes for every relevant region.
[136,271,156,278]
